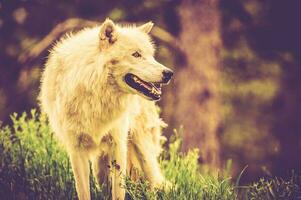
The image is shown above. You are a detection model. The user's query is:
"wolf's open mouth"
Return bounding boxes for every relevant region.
[124,73,162,100]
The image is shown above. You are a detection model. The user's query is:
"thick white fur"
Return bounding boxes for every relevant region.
[39,19,170,200]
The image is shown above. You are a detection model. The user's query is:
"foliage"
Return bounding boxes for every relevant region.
[0,110,236,200]
[220,0,301,180]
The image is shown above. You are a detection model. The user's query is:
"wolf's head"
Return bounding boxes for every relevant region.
[99,19,173,101]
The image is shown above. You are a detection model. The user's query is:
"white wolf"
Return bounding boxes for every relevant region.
[39,18,173,200]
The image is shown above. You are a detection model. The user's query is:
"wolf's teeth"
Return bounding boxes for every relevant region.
[151,87,155,94]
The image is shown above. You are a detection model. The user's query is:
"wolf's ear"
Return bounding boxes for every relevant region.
[99,18,117,48]
[138,21,154,34]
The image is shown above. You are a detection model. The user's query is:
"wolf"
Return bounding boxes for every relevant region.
[39,18,173,200]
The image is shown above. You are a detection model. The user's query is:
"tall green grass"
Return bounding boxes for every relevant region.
[6,110,300,199]
[0,110,106,199]
[0,110,237,199]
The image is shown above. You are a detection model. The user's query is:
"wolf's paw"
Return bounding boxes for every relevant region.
[153,179,172,191]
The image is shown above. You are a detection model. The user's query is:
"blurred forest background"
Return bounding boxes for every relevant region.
[1,0,301,184]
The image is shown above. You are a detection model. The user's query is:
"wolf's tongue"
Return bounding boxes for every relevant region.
[134,77,152,90]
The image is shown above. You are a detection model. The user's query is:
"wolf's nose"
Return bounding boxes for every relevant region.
[162,70,174,83]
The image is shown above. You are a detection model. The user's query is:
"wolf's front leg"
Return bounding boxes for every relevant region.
[110,123,129,200]
[69,150,91,200]
[131,134,165,188]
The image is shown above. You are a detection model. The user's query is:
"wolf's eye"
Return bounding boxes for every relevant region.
[132,51,141,58]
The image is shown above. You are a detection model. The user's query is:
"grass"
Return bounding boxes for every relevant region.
[244,172,301,200]
[0,110,300,199]
[0,110,236,199]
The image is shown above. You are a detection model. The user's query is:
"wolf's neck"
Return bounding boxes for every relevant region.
[94,75,130,118]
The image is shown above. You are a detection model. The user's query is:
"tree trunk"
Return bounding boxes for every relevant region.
[173,0,222,168]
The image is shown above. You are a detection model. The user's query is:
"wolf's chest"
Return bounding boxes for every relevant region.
[81,95,130,130]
